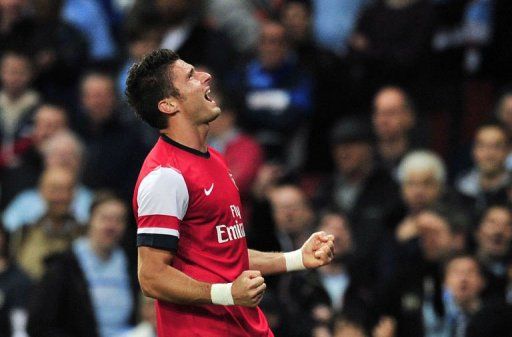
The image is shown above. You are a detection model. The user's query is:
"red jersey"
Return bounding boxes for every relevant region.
[133,135,273,337]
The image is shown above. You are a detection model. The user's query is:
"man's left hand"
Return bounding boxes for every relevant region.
[301,231,335,269]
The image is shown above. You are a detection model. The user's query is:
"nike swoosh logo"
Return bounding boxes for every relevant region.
[204,183,214,196]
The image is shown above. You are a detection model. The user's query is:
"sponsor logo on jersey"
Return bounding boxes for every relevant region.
[216,221,246,243]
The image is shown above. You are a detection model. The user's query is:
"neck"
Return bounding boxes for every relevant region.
[161,122,210,153]
[378,136,408,162]
[479,169,507,191]
[457,297,481,314]
[343,164,373,184]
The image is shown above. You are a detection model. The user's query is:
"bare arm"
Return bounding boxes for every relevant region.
[138,246,266,307]
[138,246,212,305]
[248,232,335,275]
[248,250,287,275]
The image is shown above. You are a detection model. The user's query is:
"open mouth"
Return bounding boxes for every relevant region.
[204,89,214,102]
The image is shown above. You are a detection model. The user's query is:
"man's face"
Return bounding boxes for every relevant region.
[40,169,75,217]
[332,142,373,177]
[473,127,508,176]
[416,211,454,261]
[281,2,310,42]
[373,89,413,141]
[89,200,126,251]
[81,75,116,123]
[32,106,67,146]
[169,60,221,125]
[258,23,289,70]
[402,170,442,213]
[444,257,484,307]
[498,96,512,131]
[270,186,313,235]
[0,54,32,97]
[477,207,512,259]
[318,214,352,258]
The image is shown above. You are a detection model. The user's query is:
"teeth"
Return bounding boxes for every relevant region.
[205,89,212,102]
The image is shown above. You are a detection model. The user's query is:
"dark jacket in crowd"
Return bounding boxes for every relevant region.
[0,263,32,337]
[27,250,139,337]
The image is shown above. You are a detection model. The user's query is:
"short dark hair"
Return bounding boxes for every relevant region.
[125,49,181,129]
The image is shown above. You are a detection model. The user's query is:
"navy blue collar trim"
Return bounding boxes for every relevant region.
[160,134,210,158]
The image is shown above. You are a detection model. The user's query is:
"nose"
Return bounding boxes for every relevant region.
[201,72,212,84]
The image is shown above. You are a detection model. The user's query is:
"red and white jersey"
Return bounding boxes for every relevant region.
[133,135,273,337]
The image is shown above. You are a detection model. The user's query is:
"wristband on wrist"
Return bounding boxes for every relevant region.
[284,249,305,271]
[211,283,234,305]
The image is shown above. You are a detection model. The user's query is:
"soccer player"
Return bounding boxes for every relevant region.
[126,49,335,337]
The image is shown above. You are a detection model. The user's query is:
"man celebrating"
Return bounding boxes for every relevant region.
[125,49,334,337]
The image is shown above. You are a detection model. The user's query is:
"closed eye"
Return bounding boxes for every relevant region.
[188,68,194,79]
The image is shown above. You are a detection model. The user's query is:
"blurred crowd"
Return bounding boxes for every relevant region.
[1,0,512,336]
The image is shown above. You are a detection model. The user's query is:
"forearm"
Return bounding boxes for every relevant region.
[138,250,212,305]
[248,249,287,275]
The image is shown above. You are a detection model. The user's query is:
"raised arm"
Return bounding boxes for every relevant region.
[138,246,266,307]
[248,231,335,275]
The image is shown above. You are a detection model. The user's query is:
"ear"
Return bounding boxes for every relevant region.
[158,98,179,116]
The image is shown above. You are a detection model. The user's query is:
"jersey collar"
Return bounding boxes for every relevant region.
[160,134,210,158]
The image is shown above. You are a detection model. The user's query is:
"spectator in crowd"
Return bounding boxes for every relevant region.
[443,254,512,337]
[229,20,313,168]
[283,210,373,337]
[348,0,434,91]
[372,87,418,178]
[474,205,512,299]
[279,0,350,173]
[393,150,465,243]
[144,0,236,80]
[0,226,32,337]
[121,294,156,337]
[28,192,138,337]
[77,71,148,200]
[3,130,93,233]
[494,89,512,170]
[317,117,400,287]
[0,0,35,54]
[377,206,468,337]
[62,0,117,63]
[311,0,370,56]
[0,51,40,168]
[1,104,69,207]
[208,86,264,202]
[456,123,511,217]
[30,0,89,102]
[117,13,161,97]
[332,315,368,337]
[10,167,83,279]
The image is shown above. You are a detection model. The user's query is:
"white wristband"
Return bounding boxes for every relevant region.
[284,249,305,271]
[211,283,234,306]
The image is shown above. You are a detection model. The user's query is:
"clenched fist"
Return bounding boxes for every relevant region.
[231,270,266,307]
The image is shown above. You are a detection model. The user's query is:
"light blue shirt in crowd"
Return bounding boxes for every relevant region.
[2,185,93,232]
[63,0,117,60]
[73,238,134,337]
[312,0,370,55]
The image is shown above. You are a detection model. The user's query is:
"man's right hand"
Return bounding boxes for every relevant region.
[231,270,266,307]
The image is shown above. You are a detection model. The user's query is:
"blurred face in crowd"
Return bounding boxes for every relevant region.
[497,94,512,131]
[89,199,127,252]
[155,0,195,24]
[416,211,459,261]
[444,257,485,309]
[43,133,82,173]
[318,213,352,259]
[81,74,117,124]
[129,30,161,61]
[373,87,414,141]
[0,0,27,20]
[0,53,32,98]
[476,206,512,259]
[269,185,313,236]
[39,167,76,218]
[402,169,442,213]
[333,320,366,337]
[258,22,289,70]
[473,126,509,177]
[32,105,68,146]
[332,142,373,178]
[281,2,310,43]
